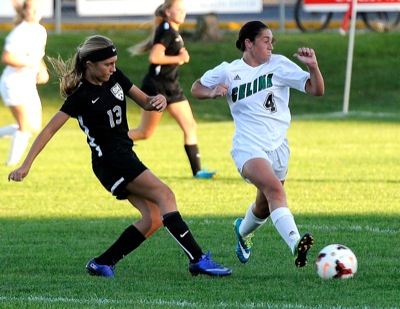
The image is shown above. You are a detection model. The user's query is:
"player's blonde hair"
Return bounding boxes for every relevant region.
[127,0,182,56]
[12,0,24,24]
[13,0,41,25]
[48,35,114,98]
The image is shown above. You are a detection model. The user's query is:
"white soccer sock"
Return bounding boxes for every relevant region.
[6,130,32,166]
[239,202,268,237]
[0,124,18,138]
[270,207,300,253]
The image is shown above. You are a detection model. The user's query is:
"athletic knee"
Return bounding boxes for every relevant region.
[128,129,153,140]
[157,185,179,213]
[187,121,197,136]
[264,184,286,206]
[160,185,176,203]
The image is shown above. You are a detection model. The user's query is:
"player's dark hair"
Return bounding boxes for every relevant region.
[236,21,270,52]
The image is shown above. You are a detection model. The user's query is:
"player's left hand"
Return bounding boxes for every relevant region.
[293,47,318,67]
[150,94,167,112]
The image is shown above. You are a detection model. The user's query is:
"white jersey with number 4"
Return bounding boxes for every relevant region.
[200,55,310,152]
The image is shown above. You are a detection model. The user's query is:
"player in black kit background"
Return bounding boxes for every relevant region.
[127,0,218,179]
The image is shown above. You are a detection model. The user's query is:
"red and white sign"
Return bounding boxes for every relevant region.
[303,0,400,12]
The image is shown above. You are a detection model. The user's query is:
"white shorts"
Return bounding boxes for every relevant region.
[0,82,41,108]
[0,68,41,108]
[230,138,290,182]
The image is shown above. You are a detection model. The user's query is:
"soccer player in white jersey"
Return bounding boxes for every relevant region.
[0,0,48,166]
[191,21,324,268]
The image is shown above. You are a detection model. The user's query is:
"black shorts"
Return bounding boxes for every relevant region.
[141,75,187,104]
[92,147,147,200]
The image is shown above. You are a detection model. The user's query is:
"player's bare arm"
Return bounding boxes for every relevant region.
[1,49,39,69]
[191,79,229,99]
[149,44,189,66]
[293,47,324,97]
[8,111,70,182]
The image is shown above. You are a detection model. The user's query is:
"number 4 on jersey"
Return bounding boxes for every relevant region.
[263,92,277,113]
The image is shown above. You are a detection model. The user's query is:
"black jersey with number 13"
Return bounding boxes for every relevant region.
[60,68,134,160]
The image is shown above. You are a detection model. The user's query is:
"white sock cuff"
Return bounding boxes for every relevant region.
[239,202,268,237]
[7,130,32,166]
[0,124,18,137]
[246,203,268,225]
[270,207,293,226]
[11,130,32,141]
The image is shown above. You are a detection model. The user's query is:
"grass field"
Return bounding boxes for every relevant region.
[0,30,399,308]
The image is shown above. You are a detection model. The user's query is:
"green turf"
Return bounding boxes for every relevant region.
[0,30,399,308]
[1,29,399,121]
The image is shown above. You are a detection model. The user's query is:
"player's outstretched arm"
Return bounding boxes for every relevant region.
[293,47,324,97]
[8,111,70,182]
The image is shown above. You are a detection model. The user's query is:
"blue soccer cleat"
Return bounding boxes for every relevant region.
[86,258,115,278]
[234,218,254,263]
[194,168,219,179]
[189,251,232,276]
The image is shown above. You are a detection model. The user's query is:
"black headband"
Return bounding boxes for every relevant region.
[84,45,117,63]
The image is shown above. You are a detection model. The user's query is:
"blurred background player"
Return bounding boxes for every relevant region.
[0,0,49,166]
[127,0,218,179]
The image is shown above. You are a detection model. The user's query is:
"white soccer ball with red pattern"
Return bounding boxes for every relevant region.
[315,244,357,279]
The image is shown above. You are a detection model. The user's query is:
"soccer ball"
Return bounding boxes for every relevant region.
[315,244,357,279]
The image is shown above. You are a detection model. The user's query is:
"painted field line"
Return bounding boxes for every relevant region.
[1,295,389,309]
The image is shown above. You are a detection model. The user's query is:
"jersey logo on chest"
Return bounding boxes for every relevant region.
[111,83,124,101]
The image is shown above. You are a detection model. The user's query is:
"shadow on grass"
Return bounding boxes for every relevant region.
[1,214,399,308]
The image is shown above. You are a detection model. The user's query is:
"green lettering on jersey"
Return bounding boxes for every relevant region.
[258,75,266,90]
[253,79,258,95]
[246,83,253,96]
[238,84,246,100]
[267,73,273,88]
[232,87,238,102]
[231,73,273,103]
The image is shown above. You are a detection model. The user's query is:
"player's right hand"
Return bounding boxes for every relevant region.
[210,84,229,98]
[178,48,190,64]
[8,166,29,182]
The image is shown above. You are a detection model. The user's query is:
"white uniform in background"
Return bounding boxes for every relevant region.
[0,20,47,165]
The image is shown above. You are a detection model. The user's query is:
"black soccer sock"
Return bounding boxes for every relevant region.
[184,144,201,176]
[95,225,146,266]
[162,211,203,263]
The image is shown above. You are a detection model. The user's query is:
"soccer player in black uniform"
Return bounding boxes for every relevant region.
[127,0,218,179]
[8,35,231,278]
